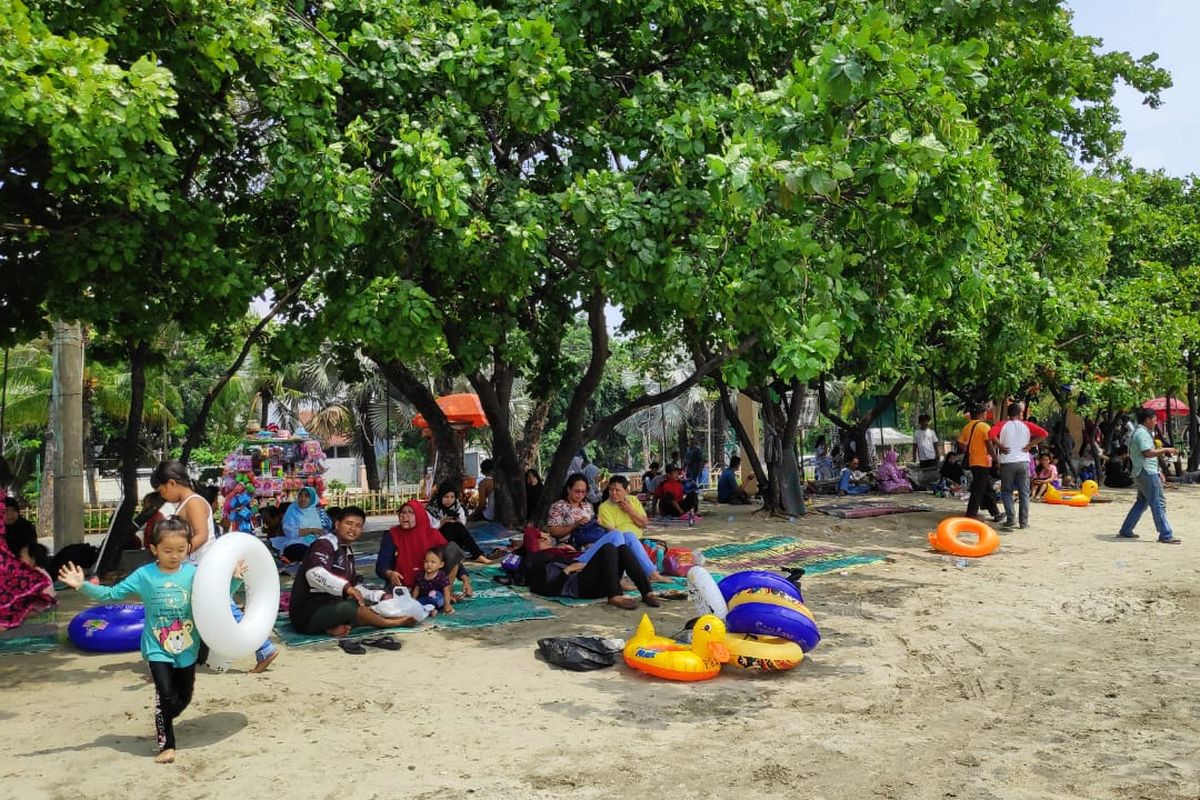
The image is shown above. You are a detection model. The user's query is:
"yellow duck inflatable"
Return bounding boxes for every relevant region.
[623,614,729,682]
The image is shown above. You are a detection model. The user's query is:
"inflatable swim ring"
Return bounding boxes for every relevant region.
[193,532,280,660]
[726,586,814,619]
[686,566,728,619]
[726,633,804,672]
[1044,480,1099,507]
[624,614,729,682]
[927,517,1000,557]
[717,570,803,604]
[725,601,821,652]
[68,604,144,653]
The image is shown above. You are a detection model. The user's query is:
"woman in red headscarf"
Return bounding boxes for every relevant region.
[375,501,472,596]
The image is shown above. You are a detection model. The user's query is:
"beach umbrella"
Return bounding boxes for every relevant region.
[1142,396,1189,423]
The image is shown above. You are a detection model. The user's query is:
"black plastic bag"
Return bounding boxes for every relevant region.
[536,636,623,671]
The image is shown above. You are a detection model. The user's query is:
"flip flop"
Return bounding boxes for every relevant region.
[363,635,402,651]
[338,639,367,655]
[657,589,688,601]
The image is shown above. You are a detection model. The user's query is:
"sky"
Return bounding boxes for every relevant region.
[1068,0,1200,177]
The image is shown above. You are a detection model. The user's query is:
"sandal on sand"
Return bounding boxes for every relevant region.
[642,593,662,608]
[338,639,367,655]
[363,635,402,651]
[657,589,688,601]
[607,596,639,610]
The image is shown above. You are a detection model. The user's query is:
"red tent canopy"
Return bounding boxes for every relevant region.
[412,393,488,430]
[1142,396,1190,422]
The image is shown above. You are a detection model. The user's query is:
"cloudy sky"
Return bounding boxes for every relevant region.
[1068,0,1199,177]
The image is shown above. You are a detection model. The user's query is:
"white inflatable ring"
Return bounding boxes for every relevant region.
[686,566,728,620]
[193,532,279,659]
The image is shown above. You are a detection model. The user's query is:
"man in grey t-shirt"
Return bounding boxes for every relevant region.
[1118,408,1180,543]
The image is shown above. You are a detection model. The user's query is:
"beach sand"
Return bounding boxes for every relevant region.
[2,486,1198,799]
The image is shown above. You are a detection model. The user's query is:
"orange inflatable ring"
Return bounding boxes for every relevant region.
[927,517,1000,557]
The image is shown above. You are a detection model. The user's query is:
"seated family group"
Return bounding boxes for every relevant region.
[287,472,672,637]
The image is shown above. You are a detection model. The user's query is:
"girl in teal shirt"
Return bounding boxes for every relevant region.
[60,517,243,764]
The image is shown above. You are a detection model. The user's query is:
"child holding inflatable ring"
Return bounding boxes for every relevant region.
[58,517,248,764]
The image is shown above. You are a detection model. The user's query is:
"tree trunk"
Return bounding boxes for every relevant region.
[712,396,728,467]
[1187,350,1198,472]
[516,394,553,471]
[372,356,463,488]
[468,362,527,527]
[714,378,770,500]
[818,375,908,470]
[356,391,381,491]
[258,388,272,428]
[104,339,149,573]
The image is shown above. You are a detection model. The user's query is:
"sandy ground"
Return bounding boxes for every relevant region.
[3,485,1199,800]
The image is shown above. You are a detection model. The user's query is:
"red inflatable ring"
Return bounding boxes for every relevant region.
[927,517,1000,557]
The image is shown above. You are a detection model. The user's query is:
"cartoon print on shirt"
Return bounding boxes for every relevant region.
[157,619,195,656]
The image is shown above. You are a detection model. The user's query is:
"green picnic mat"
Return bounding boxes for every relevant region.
[0,610,59,656]
[273,584,553,647]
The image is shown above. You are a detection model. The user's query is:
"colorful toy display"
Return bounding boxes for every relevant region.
[927,517,1000,557]
[623,614,729,682]
[67,604,145,653]
[1044,479,1100,507]
[219,432,330,532]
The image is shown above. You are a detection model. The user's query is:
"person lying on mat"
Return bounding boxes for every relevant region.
[289,506,417,636]
[522,530,661,610]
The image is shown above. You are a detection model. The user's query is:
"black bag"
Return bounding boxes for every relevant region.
[536,636,623,671]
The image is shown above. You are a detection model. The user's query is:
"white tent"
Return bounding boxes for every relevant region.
[865,426,913,447]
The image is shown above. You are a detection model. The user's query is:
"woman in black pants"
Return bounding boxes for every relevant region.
[425,480,492,563]
[525,542,661,609]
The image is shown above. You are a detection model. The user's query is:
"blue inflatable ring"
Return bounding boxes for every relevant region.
[68,604,144,653]
[718,571,804,604]
[726,602,820,652]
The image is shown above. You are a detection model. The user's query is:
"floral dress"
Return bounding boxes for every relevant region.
[0,488,56,629]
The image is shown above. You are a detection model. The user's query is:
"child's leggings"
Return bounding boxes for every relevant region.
[148,661,196,751]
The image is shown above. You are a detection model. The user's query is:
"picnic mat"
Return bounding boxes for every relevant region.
[0,609,59,656]
[814,501,930,519]
[466,521,519,547]
[272,584,553,647]
[700,535,887,577]
[649,515,701,528]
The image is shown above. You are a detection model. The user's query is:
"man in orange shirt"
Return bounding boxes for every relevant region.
[957,403,1001,522]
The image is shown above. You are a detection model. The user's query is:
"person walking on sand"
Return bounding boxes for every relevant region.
[1118,408,1181,544]
[957,403,1001,522]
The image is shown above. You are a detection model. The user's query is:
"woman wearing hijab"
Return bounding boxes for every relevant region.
[524,469,544,520]
[273,486,324,561]
[425,480,491,563]
[376,501,473,596]
[876,450,914,494]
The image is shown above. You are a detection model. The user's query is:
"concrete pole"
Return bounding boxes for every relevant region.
[736,391,761,485]
[52,320,85,549]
